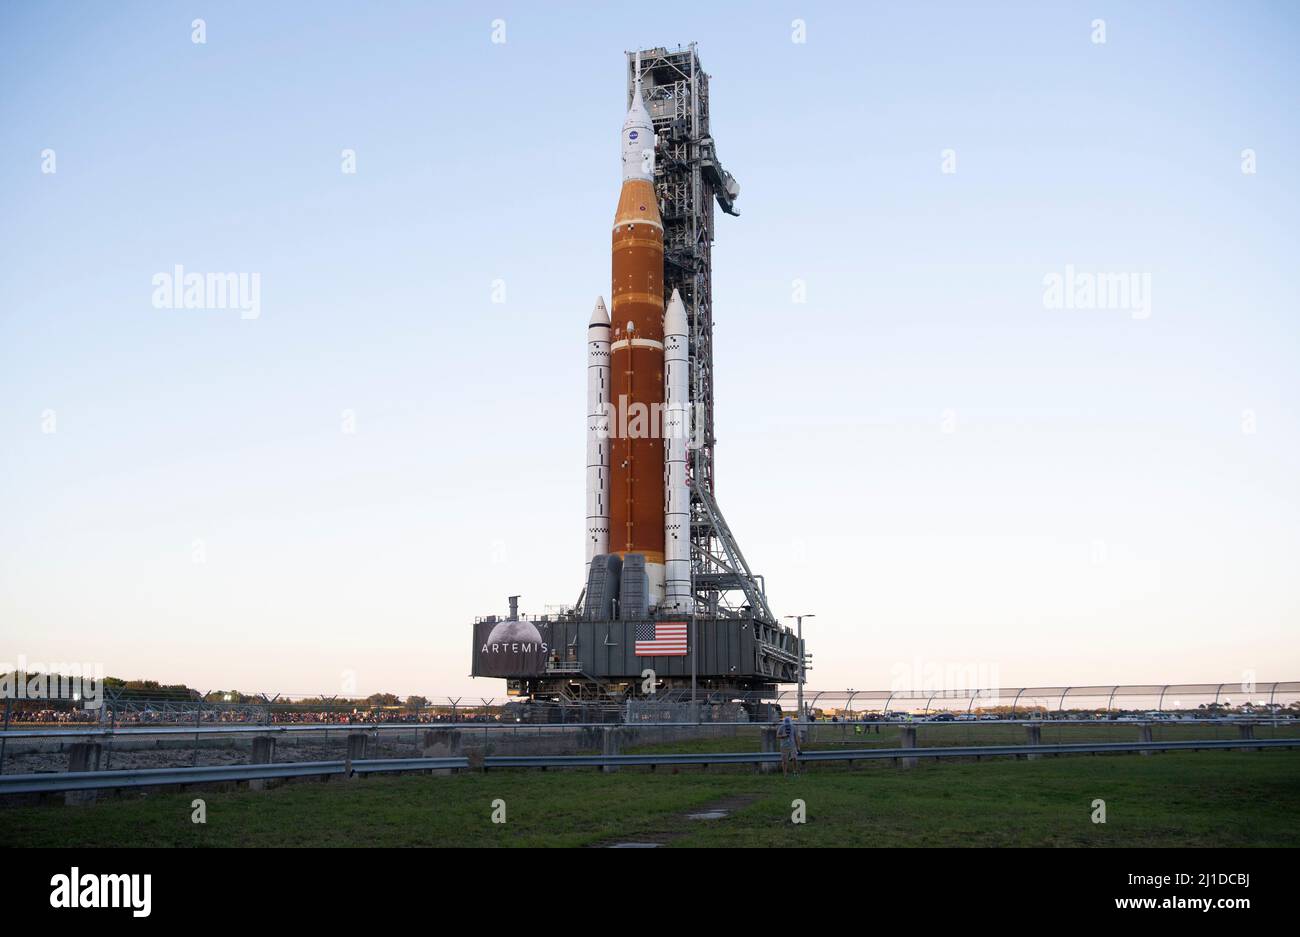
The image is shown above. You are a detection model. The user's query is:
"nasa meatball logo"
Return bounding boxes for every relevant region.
[628,130,639,140]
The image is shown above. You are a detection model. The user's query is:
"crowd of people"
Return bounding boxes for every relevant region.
[4,705,510,726]
[4,708,100,724]
[267,709,503,725]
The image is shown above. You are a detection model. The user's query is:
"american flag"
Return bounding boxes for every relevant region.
[634,621,688,656]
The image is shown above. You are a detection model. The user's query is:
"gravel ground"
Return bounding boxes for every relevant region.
[2,738,423,774]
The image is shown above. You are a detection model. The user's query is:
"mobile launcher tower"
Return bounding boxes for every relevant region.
[472,46,804,707]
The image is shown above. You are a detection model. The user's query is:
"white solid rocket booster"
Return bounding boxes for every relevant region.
[663,288,693,613]
[586,297,611,564]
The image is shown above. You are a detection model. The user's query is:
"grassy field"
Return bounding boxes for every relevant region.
[4,751,1297,847]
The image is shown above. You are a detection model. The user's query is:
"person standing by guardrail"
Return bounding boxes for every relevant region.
[778,716,801,777]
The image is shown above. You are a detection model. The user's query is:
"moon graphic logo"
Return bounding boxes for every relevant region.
[486,619,543,646]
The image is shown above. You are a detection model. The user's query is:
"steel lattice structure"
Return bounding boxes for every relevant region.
[627,45,773,625]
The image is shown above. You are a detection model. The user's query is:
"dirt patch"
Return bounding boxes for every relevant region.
[594,793,760,847]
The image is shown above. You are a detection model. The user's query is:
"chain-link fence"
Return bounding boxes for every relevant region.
[3,681,1297,729]
[778,683,1300,720]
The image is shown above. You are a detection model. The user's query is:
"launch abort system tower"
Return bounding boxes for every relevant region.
[471,45,803,705]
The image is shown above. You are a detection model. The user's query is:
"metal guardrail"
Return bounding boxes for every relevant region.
[0,756,469,795]
[487,751,773,768]
[349,757,468,776]
[800,738,1299,761]
[482,737,1297,770]
[0,739,1293,794]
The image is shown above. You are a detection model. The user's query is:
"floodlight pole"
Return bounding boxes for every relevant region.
[785,614,814,719]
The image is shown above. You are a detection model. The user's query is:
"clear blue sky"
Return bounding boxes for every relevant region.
[2,1,1297,699]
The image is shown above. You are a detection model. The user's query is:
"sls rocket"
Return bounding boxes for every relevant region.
[584,55,693,616]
